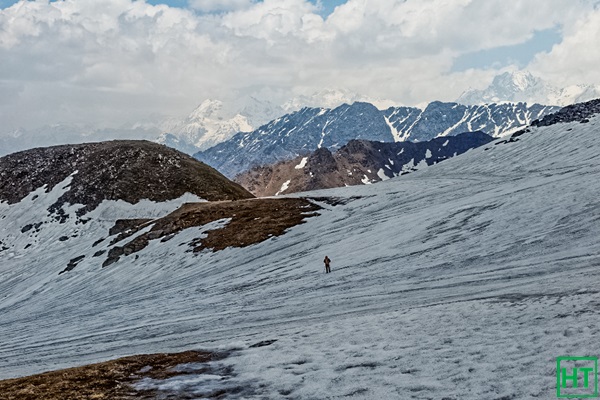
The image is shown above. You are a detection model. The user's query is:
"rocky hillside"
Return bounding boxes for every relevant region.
[236,131,494,196]
[195,101,557,178]
[0,140,253,216]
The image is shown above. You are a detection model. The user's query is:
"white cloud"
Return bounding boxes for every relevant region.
[530,5,600,86]
[189,0,254,13]
[221,0,325,41]
[0,0,597,133]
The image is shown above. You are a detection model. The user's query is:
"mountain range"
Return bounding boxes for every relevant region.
[156,90,397,155]
[195,100,558,178]
[161,71,595,157]
[2,73,593,158]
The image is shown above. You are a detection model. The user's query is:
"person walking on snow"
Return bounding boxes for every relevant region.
[324,256,331,273]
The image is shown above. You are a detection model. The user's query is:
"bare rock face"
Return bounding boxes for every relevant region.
[0,140,254,215]
[235,131,494,196]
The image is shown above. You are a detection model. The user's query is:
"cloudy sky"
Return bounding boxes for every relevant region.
[0,0,599,130]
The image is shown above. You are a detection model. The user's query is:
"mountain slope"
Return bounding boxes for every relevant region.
[236,131,494,196]
[195,101,557,177]
[0,140,253,215]
[2,101,600,399]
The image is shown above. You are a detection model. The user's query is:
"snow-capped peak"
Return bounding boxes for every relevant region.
[500,70,539,92]
[156,96,285,154]
[458,70,600,107]
[190,99,225,120]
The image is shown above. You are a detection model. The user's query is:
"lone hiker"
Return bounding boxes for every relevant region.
[324,256,331,273]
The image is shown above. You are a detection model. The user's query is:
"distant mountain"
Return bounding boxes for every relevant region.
[195,101,558,178]
[235,131,494,196]
[458,70,600,106]
[158,91,394,155]
[156,97,284,154]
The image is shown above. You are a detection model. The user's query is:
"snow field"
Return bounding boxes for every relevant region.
[1,115,600,399]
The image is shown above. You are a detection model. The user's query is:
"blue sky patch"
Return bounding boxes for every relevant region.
[0,0,347,16]
[451,27,562,72]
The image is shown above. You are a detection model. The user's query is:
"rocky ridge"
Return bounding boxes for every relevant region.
[235,131,494,196]
[0,140,253,217]
[531,98,600,127]
[0,140,327,275]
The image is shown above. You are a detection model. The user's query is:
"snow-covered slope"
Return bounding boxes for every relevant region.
[2,102,600,399]
[458,70,600,106]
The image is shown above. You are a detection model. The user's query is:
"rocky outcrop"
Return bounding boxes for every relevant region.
[532,98,600,127]
[0,140,254,216]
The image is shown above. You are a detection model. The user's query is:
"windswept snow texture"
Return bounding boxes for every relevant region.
[2,115,600,399]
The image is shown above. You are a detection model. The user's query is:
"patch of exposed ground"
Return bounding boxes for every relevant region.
[0,350,222,400]
[103,198,321,267]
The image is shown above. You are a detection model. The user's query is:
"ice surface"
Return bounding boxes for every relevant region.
[1,116,600,399]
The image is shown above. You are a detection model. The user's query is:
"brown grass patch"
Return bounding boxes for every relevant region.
[0,350,217,400]
[103,197,321,267]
